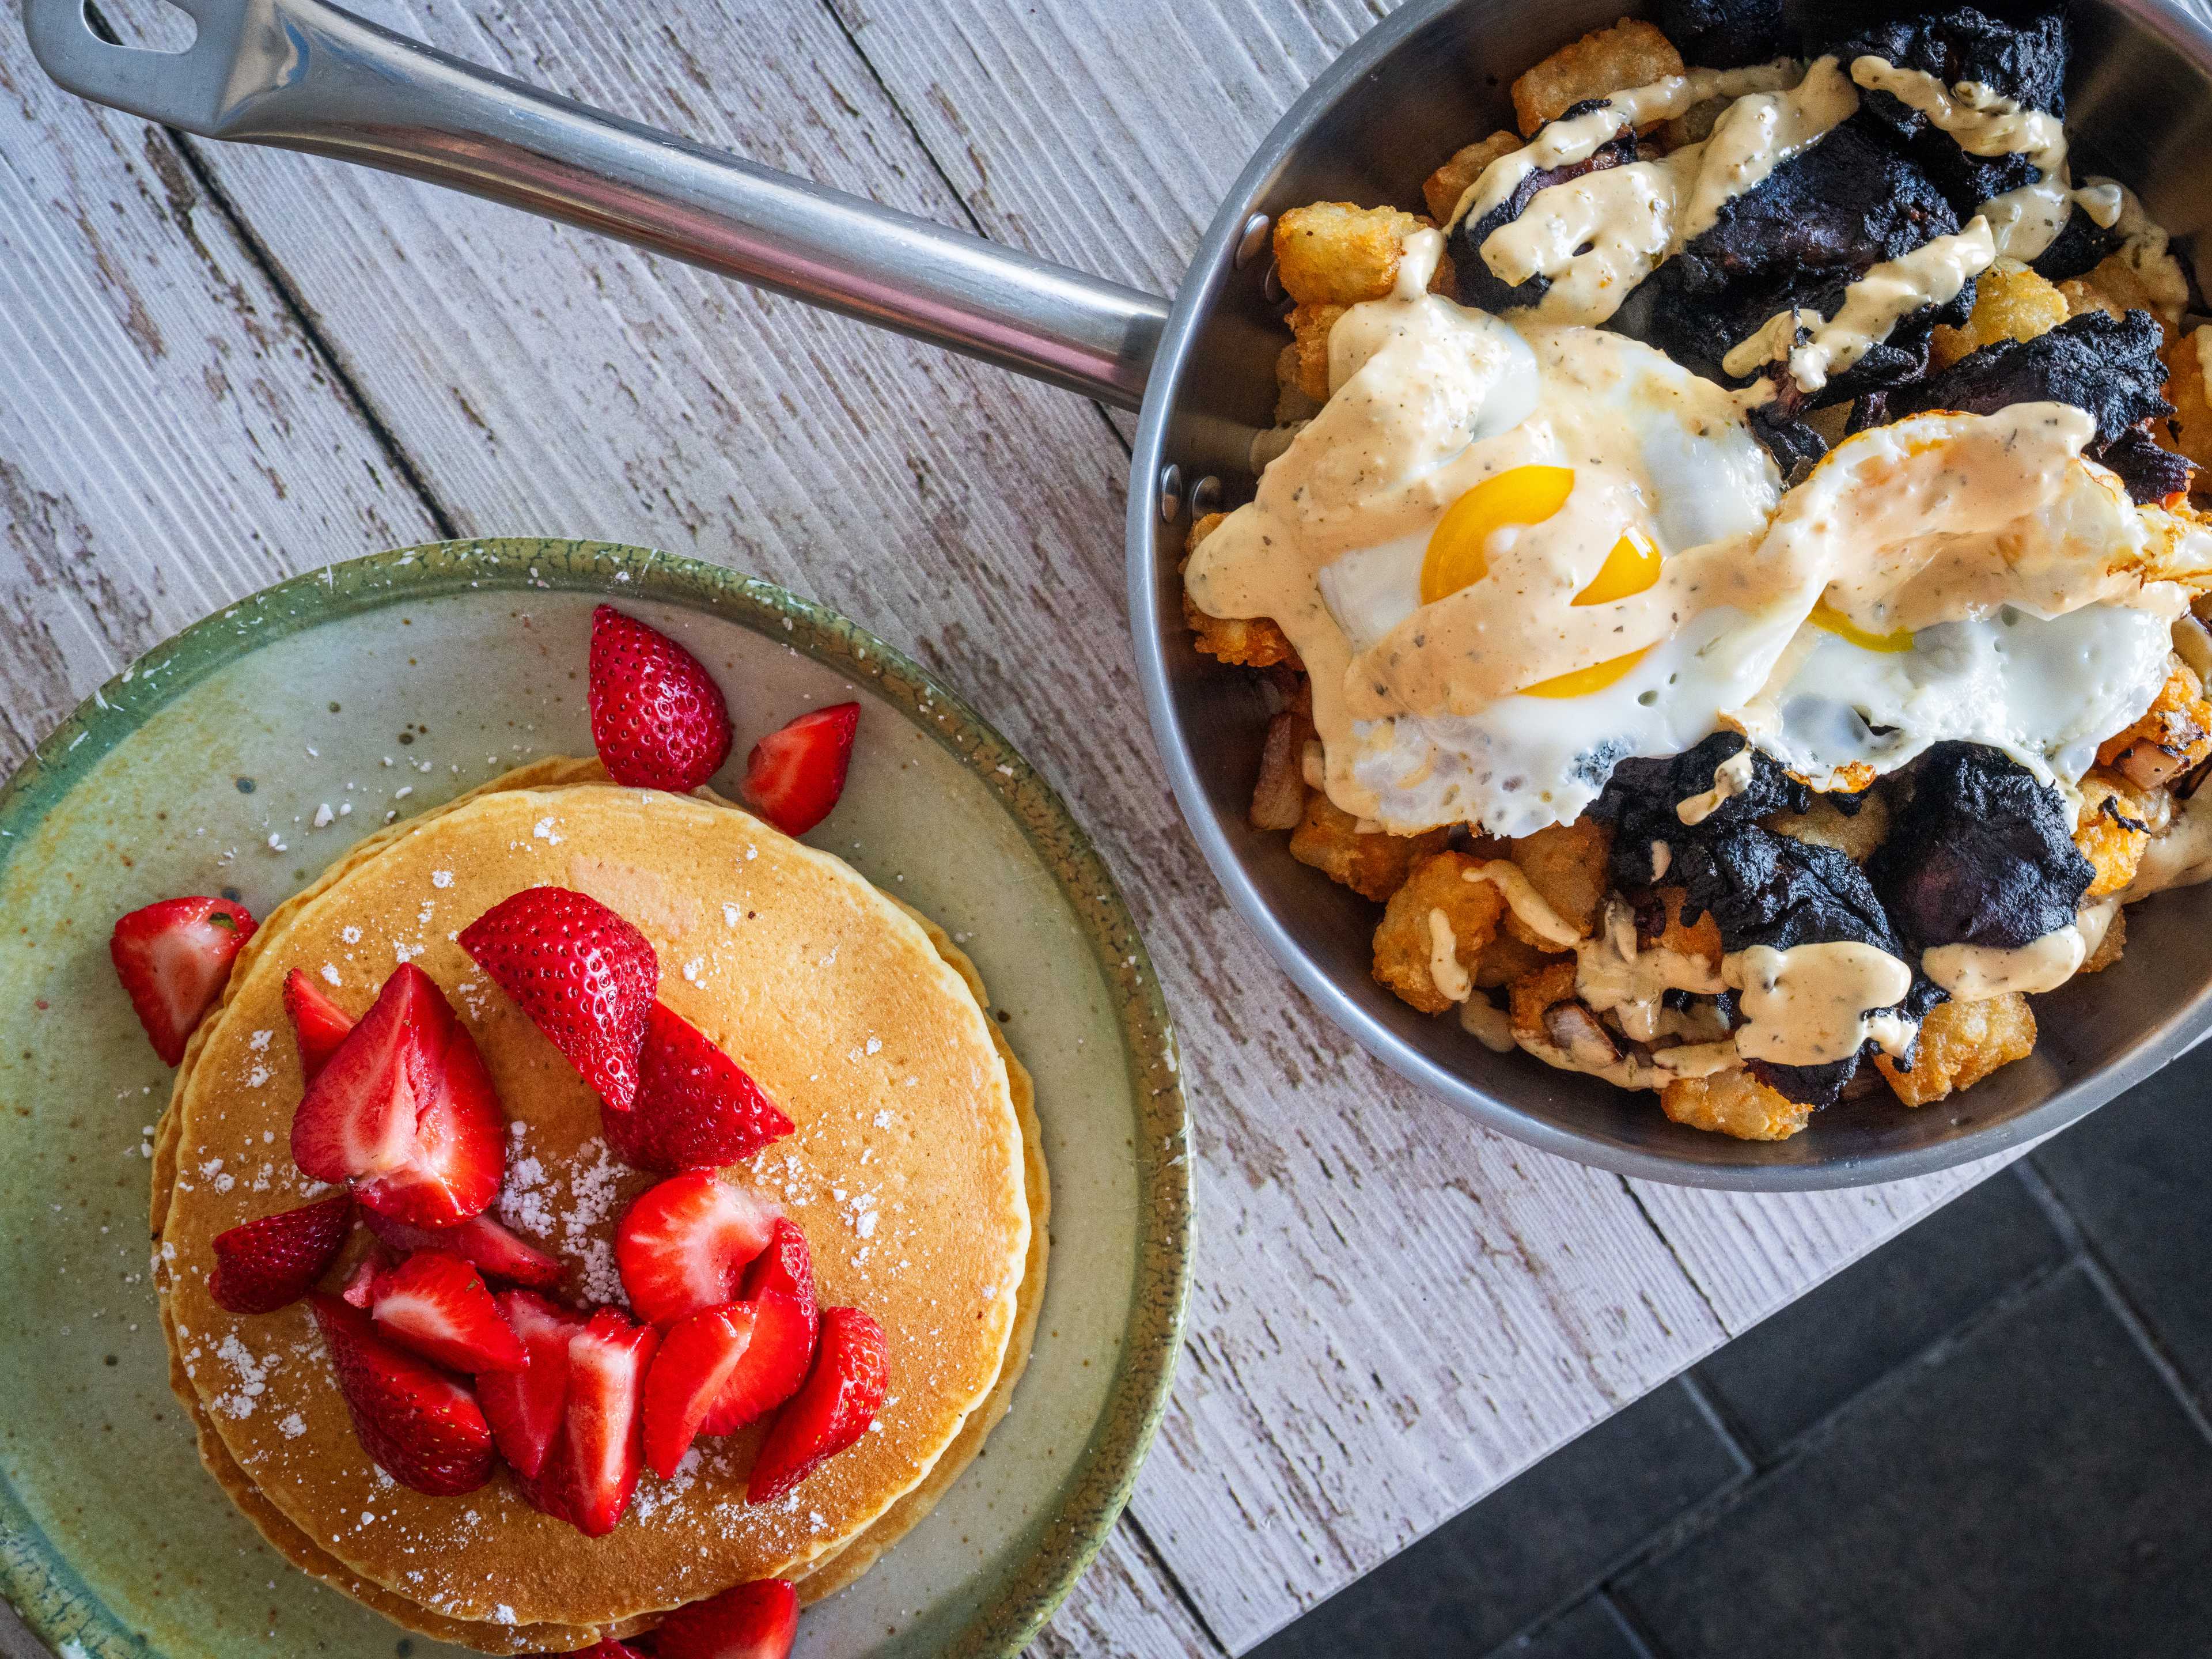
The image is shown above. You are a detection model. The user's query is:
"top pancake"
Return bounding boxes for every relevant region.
[156,763,1031,1633]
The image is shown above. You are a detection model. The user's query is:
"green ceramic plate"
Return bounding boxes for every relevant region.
[0,540,1190,1659]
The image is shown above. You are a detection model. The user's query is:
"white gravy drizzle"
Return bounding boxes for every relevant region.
[1725,942,1916,1065]
[1427,908,1474,1003]
[1848,59,2119,262]
[1724,218,1996,395]
[1459,996,1518,1052]
[1463,861,1585,946]
[1675,747,1757,826]
[1925,895,2123,996]
[2125,789,2212,899]
[1457,58,1851,328]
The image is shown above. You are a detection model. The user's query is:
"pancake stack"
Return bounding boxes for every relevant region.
[153,759,1047,1652]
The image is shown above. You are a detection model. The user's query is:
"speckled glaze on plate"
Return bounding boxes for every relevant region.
[0,539,1191,1659]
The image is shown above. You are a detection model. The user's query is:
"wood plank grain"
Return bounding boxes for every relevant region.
[0,49,441,771]
[1026,1520,1228,1658]
[125,2,1751,1650]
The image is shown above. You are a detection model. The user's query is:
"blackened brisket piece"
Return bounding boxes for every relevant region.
[1449,104,1637,315]
[1869,309,2191,502]
[1868,742,2092,952]
[1642,119,1969,407]
[2029,205,2124,283]
[1819,6,2070,210]
[1658,0,1791,68]
[1593,733,1929,1105]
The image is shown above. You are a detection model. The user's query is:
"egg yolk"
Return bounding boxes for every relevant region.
[1572,529,1661,607]
[1421,465,1575,605]
[1809,601,1915,654]
[1519,647,1652,699]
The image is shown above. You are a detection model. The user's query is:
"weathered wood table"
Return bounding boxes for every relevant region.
[0,1,2023,1652]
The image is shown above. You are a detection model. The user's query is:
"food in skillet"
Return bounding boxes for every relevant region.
[1185,1,2212,1140]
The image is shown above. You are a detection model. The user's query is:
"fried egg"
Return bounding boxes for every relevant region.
[1183,229,2208,839]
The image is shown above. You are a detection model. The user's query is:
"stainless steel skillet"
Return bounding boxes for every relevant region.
[26,0,2212,1187]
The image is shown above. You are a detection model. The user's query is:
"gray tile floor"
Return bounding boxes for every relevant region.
[1254,1059,2212,1659]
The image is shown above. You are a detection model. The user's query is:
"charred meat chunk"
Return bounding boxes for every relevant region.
[1642,120,1969,404]
[1866,309,2191,502]
[2029,205,2124,283]
[1823,7,2070,218]
[1592,732,1809,889]
[1658,0,1791,68]
[1449,107,1637,314]
[1596,733,1927,1105]
[1869,741,2093,951]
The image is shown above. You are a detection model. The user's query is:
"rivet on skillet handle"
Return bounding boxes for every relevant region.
[20,0,1173,410]
[1158,465,1184,524]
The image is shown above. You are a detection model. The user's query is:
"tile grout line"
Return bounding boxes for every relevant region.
[1119,1510,1237,1657]
[1598,1585,1677,1659]
[2013,1161,2212,1443]
[1673,1368,1759,1475]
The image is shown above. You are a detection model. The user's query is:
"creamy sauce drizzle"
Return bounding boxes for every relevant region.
[1459,59,1853,328]
[1676,747,1756,825]
[1849,59,2118,262]
[1427,908,1474,1003]
[2125,790,2212,899]
[1725,218,1995,395]
[1924,927,2083,997]
[1725,942,1916,1065]
[1460,996,1518,1052]
[1463,861,1585,946]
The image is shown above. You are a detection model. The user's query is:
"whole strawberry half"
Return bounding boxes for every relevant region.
[111,896,257,1065]
[654,1578,799,1659]
[208,1193,353,1315]
[479,1289,583,1482]
[747,1306,886,1505]
[291,964,506,1228]
[603,1002,794,1175]
[588,605,734,792]
[368,1249,527,1373]
[283,968,355,1081]
[310,1293,494,1496]
[361,1209,564,1291]
[615,1171,778,1328]
[459,887,657,1112]
[740,703,859,837]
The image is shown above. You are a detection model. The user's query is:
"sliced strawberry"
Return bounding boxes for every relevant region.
[479,1290,583,1483]
[208,1193,352,1315]
[603,1002,794,1174]
[588,605,734,793]
[700,1288,813,1437]
[355,999,506,1228]
[740,1218,818,1327]
[642,1302,757,1478]
[282,967,354,1081]
[654,1578,799,1659]
[615,1172,777,1328]
[747,1306,885,1505]
[292,965,505,1225]
[361,1210,564,1291]
[309,1293,494,1496]
[459,887,657,1112]
[368,1249,527,1374]
[110,896,257,1065]
[554,1308,658,1536]
[740,703,859,836]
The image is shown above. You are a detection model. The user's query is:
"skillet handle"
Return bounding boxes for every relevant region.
[22,0,1169,408]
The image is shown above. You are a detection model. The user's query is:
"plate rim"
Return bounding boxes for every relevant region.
[0,536,1194,1659]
